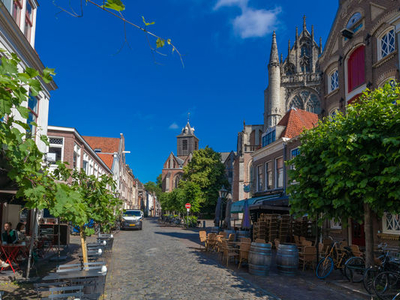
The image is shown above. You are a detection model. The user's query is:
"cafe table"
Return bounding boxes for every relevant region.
[1,244,25,273]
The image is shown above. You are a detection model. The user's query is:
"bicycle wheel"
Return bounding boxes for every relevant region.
[316,257,334,279]
[374,271,400,300]
[345,256,365,283]
[393,292,400,300]
[363,267,378,295]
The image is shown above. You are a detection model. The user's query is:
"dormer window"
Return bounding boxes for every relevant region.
[94,148,102,153]
[262,129,276,147]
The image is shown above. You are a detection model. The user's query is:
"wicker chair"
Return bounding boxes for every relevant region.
[238,242,251,269]
[199,231,207,251]
[221,239,239,266]
[299,246,317,271]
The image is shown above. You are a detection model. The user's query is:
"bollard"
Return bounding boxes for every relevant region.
[203,221,206,228]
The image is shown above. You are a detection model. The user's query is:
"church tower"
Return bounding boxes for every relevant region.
[265,31,283,129]
[264,16,322,132]
[177,122,199,157]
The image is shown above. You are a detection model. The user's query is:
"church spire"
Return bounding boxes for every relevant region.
[269,31,279,66]
[303,15,307,31]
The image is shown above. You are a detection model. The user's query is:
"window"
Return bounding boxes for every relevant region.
[12,0,22,26]
[265,162,272,190]
[24,0,33,42]
[48,137,63,164]
[291,148,300,159]
[82,153,89,174]
[383,213,400,235]
[262,130,276,147]
[276,157,284,188]
[257,165,263,191]
[306,94,321,114]
[73,144,81,169]
[27,93,38,138]
[182,140,187,151]
[348,46,365,92]
[195,141,198,150]
[330,219,342,230]
[94,148,101,153]
[329,70,339,93]
[379,29,395,60]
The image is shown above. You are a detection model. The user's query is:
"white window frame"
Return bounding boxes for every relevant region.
[328,69,339,93]
[275,156,284,188]
[82,153,89,174]
[382,213,400,235]
[378,28,396,61]
[48,136,64,164]
[73,143,81,170]
[330,219,342,230]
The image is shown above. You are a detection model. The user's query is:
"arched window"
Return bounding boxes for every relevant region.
[173,173,182,189]
[288,95,304,110]
[347,46,365,92]
[379,29,395,61]
[329,69,339,93]
[306,94,321,114]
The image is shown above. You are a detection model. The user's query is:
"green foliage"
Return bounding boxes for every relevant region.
[144,181,161,198]
[183,146,229,213]
[288,83,400,223]
[183,215,198,228]
[142,16,155,26]
[102,0,125,11]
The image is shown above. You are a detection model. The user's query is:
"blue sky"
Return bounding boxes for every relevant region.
[36,0,338,183]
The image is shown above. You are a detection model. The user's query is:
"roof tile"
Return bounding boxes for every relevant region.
[278,109,318,138]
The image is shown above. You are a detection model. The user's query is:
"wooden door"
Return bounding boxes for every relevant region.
[351,220,365,247]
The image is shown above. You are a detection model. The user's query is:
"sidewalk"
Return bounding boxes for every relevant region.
[179,222,371,300]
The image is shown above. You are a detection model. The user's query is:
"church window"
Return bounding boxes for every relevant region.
[301,45,309,57]
[288,95,304,110]
[346,13,362,30]
[182,140,188,150]
[195,140,198,150]
[329,69,339,93]
[306,94,321,114]
[347,46,365,92]
[285,63,295,75]
[379,29,395,61]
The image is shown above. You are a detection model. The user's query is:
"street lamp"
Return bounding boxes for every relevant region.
[219,186,229,228]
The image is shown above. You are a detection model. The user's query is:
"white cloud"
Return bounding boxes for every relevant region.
[233,7,281,38]
[214,0,248,10]
[169,122,179,130]
[214,0,281,39]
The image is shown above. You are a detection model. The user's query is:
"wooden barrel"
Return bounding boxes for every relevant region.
[248,242,272,276]
[276,244,298,275]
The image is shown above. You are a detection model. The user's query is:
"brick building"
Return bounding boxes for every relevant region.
[161,122,198,192]
[318,0,400,247]
[47,126,112,178]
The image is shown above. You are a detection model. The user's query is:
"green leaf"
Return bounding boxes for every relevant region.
[102,0,125,11]
[156,38,165,48]
[142,16,155,26]
[25,67,39,78]
[17,106,30,119]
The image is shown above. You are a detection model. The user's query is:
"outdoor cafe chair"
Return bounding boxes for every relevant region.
[240,237,251,244]
[221,239,238,267]
[205,233,217,252]
[274,238,280,249]
[255,238,265,243]
[299,246,317,271]
[238,242,251,269]
[199,231,207,251]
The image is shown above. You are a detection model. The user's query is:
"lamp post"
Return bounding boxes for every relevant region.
[218,186,228,228]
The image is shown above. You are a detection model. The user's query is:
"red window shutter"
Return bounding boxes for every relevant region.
[348,46,365,92]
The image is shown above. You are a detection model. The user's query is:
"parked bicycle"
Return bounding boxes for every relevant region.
[363,243,391,295]
[373,270,400,300]
[316,238,355,279]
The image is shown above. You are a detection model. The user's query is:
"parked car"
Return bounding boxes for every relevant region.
[121,210,143,230]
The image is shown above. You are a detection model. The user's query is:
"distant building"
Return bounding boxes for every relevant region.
[83,134,134,209]
[161,122,199,192]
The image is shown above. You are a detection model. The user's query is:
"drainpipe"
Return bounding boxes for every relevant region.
[283,141,287,195]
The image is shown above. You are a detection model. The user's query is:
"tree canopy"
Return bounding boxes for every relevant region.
[288,83,400,266]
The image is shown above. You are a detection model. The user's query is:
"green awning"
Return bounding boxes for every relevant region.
[230,194,282,213]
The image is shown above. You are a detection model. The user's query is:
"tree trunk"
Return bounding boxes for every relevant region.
[364,203,374,268]
[80,229,88,270]
[25,208,38,280]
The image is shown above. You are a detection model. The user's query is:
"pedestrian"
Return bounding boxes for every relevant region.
[2,222,17,244]
[15,222,26,243]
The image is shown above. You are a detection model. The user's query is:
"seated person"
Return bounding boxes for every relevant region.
[2,222,17,244]
[15,222,26,243]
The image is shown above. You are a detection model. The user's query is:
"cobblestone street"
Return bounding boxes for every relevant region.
[105,219,368,300]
